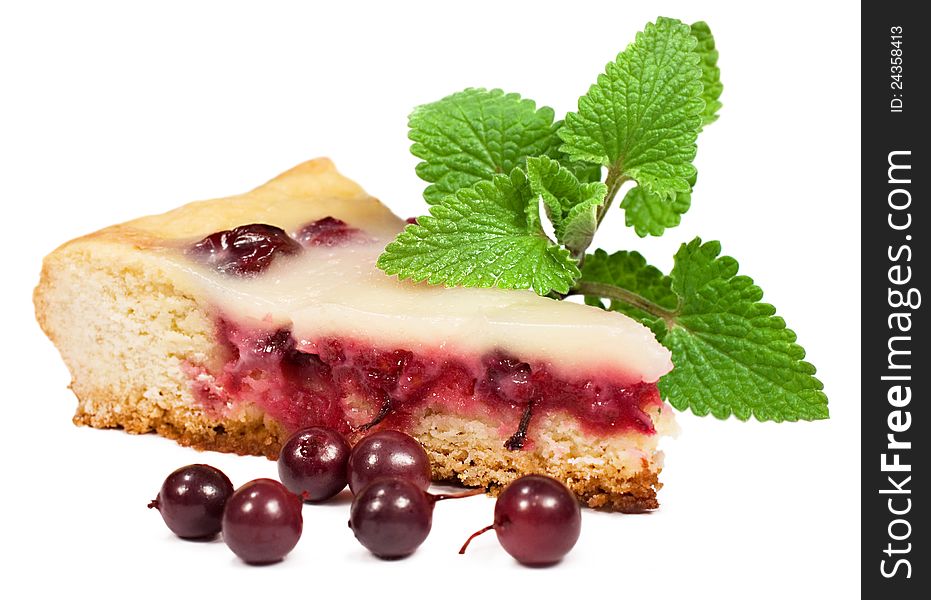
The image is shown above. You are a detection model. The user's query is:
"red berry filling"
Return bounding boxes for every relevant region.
[188,320,662,445]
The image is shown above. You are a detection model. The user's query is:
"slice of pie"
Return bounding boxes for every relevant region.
[35,158,675,511]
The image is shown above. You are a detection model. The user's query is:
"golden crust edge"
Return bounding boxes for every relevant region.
[69,385,661,512]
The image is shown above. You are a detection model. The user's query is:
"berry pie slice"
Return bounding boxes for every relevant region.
[35,158,676,511]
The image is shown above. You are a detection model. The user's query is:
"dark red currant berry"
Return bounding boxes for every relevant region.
[188,223,301,276]
[295,217,359,247]
[349,478,433,559]
[148,464,233,539]
[481,352,533,403]
[278,427,351,502]
[222,479,303,565]
[459,474,581,566]
[347,430,431,493]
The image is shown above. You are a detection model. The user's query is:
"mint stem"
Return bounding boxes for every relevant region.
[569,280,677,328]
[596,167,628,227]
[569,167,628,266]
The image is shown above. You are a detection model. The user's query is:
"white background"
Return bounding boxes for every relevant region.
[1,1,860,598]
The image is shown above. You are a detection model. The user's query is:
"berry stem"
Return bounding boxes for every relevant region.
[356,391,394,432]
[430,488,485,502]
[147,498,160,510]
[458,524,495,554]
[504,398,535,450]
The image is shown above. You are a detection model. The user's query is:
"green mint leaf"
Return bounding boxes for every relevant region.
[620,186,692,237]
[377,169,580,295]
[581,249,677,336]
[617,22,720,237]
[661,239,828,421]
[409,88,562,204]
[558,17,704,197]
[691,21,723,129]
[545,123,603,184]
[580,240,828,422]
[526,156,607,254]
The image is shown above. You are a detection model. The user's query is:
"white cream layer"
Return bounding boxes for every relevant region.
[165,237,673,383]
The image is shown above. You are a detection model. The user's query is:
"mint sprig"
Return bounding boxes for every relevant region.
[378,17,828,422]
